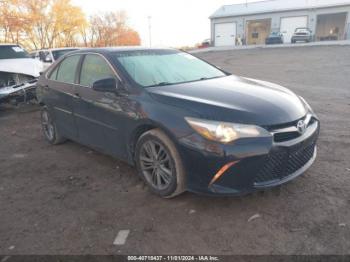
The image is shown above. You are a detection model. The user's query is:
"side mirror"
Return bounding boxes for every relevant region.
[92,78,118,93]
[43,57,53,63]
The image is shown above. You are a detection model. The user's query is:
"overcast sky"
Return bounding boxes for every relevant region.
[71,0,264,47]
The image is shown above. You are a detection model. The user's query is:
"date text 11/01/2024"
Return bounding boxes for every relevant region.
[127,255,219,261]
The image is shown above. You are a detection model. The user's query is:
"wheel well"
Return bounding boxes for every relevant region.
[129,123,180,163]
[129,124,157,161]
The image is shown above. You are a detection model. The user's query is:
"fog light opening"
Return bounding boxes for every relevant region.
[208,161,239,187]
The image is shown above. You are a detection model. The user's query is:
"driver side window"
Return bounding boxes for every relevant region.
[79,54,115,87]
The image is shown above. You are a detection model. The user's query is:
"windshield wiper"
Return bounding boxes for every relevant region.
[199,76,225,81]
[146,82,171,87]
[145,75,227,88]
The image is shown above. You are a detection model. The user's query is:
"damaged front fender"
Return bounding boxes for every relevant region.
[0,71,38,104]
[0,58,43,104]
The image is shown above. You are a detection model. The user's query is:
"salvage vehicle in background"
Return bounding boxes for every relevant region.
[30,47,80,70]
[198,39,211,48]
[36,47,319,198]
[291,28,313,43]
[265,32,284,45]
[0,44,43,104]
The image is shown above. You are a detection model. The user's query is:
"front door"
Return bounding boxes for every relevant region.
[73,54,128,158]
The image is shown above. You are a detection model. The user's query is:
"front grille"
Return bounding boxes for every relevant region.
[254,130,318,185]
[287,141,315,174]
[272,117,317,143]
[274,131,300,142]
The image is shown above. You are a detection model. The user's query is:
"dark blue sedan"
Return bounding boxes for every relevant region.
[36,47,319,197]
[265,32,284,45]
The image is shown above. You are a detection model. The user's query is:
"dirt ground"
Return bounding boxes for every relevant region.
[0,46,349,255]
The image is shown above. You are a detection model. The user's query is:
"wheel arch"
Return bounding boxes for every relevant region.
[127,120,180,164]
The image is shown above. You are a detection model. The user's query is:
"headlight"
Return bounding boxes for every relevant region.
[185,117,270,143]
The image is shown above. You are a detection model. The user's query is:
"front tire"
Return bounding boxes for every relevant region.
[135,129,186,198]
[41,106,66,145]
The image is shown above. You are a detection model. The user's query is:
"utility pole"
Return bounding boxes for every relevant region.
[148,16,152,47]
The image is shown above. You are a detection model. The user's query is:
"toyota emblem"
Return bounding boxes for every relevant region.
[297,120,307,134]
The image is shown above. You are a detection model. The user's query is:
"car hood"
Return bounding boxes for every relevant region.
[0,58,43,77]
[148,75,307,126]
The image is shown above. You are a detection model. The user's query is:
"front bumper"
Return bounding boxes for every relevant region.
[178,118,320,196]
[0,80,37,103]
[291,36,312,42]
[265,38,283,44]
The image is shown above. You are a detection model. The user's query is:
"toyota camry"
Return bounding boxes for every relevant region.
[36,47,319,197]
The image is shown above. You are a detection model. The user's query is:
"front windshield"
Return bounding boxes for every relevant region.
[0,45,29,59]
[112,50,226,87]
[52,49,78,60]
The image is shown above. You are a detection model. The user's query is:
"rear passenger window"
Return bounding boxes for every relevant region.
[56,55,80,84]
[49,66,59,80]
[79,55,115,87]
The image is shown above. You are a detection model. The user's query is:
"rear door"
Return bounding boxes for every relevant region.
[46,54,81,140]
[73,54,127,157]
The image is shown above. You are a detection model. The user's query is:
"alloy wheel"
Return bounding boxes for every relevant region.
[139,140,173,190]
[41,110,55,141]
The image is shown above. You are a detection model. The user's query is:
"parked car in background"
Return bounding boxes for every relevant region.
[37,47,319,198]
[265,32,284,44]
[30,47,79,69]
[0,44,43,104]
[198,39,211,48]
[291,28,313,43]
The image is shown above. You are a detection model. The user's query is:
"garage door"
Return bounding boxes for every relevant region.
[316,13,347,41]
[214,23,236,47]
[280,16,308,43]
[246,19,271,45]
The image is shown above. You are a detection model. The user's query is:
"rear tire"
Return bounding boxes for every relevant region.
[135,129,186,198]
[41,106,66,145]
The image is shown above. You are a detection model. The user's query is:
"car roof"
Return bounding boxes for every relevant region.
[68,46,176,55]
[50,47,80,51]
[33,47,80,52]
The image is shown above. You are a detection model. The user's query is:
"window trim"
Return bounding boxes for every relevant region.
[46,52,122,87]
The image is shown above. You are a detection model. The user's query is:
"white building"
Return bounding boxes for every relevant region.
[210,0,350,46]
